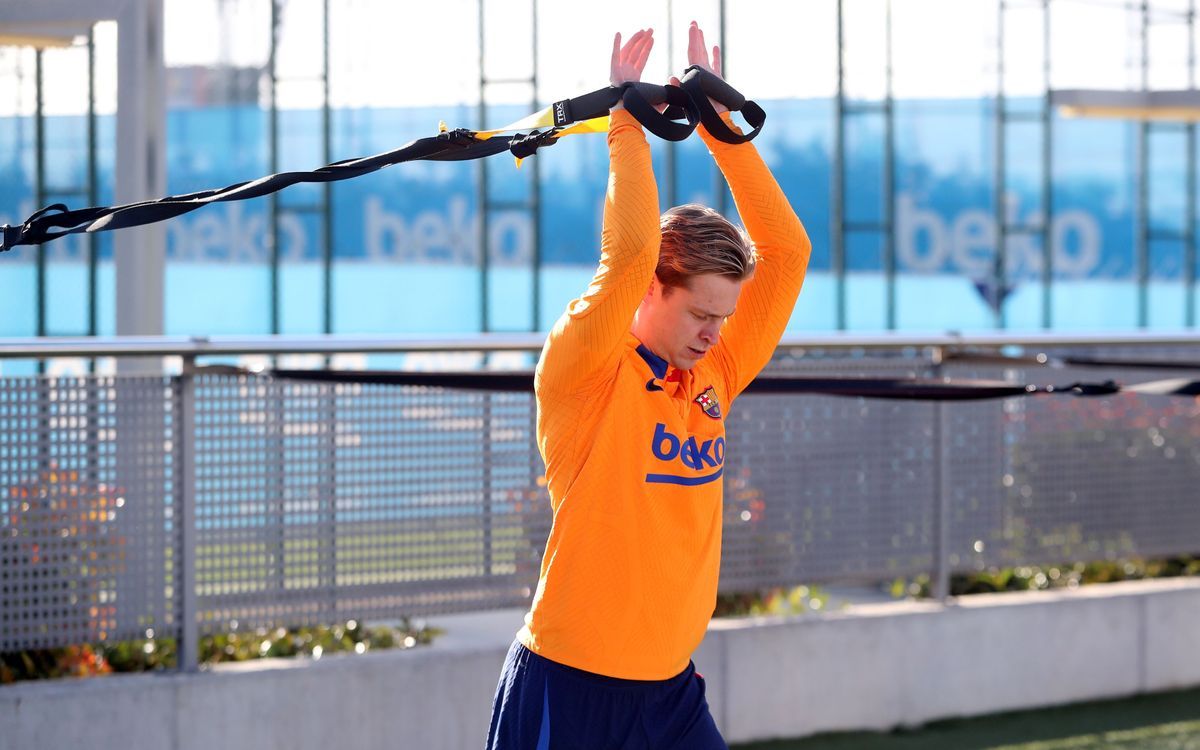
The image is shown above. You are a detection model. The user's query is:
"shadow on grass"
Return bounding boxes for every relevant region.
[732,687,1200,750]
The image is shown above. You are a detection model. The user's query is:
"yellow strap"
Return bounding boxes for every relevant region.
[474,107,558,140]
[554,116,610,137]
[461,106,612,168]
[512,116,611,168]
[474,109,612,141]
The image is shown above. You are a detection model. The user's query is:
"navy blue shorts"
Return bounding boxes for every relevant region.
[485,640,727,750]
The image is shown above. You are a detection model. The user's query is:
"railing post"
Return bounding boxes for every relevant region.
[178,355,199,672]
[931,346,952,602]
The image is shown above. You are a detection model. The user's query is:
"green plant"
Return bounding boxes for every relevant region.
[716,554,1200,619]
[0,618,442,684]
[715,585,831,617]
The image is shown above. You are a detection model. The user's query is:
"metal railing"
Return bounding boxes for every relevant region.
[4,330,1200,358]
[2,332,1199,670]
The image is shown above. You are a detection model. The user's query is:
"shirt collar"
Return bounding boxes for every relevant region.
[634,343,669,380]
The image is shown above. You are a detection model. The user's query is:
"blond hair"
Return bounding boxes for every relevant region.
[656,204,755,293]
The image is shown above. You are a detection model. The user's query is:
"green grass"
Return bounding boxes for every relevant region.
[193,526,533,591]
[732,688,1200,750]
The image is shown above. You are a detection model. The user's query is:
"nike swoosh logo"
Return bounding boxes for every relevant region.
[646,379,664,392]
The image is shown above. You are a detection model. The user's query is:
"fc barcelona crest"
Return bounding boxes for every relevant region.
[695,386,722,420]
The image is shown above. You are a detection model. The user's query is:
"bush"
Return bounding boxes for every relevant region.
[0,618,441,684]
[714,554,1200,618]
[715,585,830,617]
[942,555,1200,597]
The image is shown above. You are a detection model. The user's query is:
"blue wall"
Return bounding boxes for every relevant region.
[1,98,1195,337]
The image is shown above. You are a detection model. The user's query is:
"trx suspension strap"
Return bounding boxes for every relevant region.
[946,350,1200,372]
[260,367,1200,400]
[0,68,762,253]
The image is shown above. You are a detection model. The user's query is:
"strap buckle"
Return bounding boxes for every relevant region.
[0,223,18,253]
[437,128,478,147]
[509,129,560,160]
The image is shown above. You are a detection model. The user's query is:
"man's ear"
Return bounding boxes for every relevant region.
[644,274,661,302]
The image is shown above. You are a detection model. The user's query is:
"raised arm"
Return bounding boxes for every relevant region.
[536,30,662,396]
[688,22,813,398]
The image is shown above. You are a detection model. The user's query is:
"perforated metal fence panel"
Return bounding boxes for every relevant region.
[0,376,181,651]
[2,348,1199,657]
[191,376,549,634]
[940,355,1200,573]
[720,354,946,588]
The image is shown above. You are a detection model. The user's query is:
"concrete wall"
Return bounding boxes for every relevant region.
[3,579,1199,750]
[704,578,1200,744]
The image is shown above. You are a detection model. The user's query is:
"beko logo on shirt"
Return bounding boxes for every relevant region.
[646,423,725,486]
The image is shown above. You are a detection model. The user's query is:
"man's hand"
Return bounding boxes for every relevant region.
[610,30,685,116]
[687,21,728,115]
[610,29,655,115]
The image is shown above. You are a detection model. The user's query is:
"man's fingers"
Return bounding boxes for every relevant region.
[609,28,653,85]
[688,21,699,64]
[634,32,654,72]
[712,45,722,77]
[623,29,645,59]
[624,29,647,64]
[638,28,654,57]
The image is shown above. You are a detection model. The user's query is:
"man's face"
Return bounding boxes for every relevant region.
[636,273,744,371]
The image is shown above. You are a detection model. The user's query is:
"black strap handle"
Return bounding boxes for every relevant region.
[547,82,671,126]
[679,65,766,145]
[620,83,698,142]
[512,82,699,160]
[683,65,746,110]
[549,81,699,143]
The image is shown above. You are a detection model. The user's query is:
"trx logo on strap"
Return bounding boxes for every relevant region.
[552,100,571,126]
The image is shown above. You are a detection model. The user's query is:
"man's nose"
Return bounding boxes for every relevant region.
[700,323,720,343]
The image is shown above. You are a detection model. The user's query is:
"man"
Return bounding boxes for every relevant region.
[487,22,811,749]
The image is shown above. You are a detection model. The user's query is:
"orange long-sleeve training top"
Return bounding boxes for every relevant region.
[517,107,812,680]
